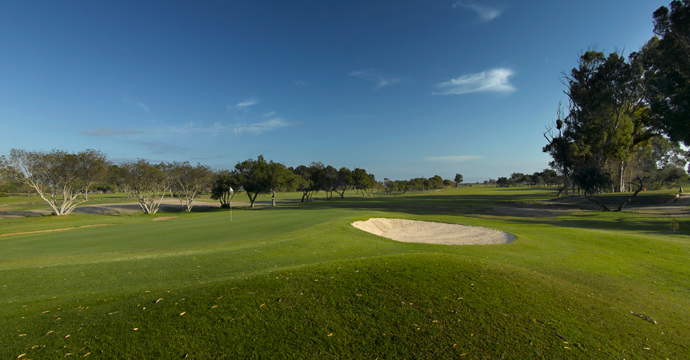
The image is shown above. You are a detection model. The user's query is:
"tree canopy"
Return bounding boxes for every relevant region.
[6,149,109,215]
[642,1,690,145]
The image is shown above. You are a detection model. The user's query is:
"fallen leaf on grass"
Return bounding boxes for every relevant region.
[17,354,26,359]
[259,303,265,308]
[46,330,54,335]
[133,328,138,331]
[179,312,186,316]
[18,334,26,337]
[83,352,90,357]
[211,305,218,309]
[327,333,333,337]
[155,298,163,304]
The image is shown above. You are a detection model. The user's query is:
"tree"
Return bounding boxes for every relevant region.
[265,160,295,206]
[75,149,109,200]
[352,168,375,196]
[292,162,324,202]
[551,50,654,193]
[169,161,214,212]
[543,106,576,195]
[426,175,444,189]
[454,173,463,187]
[0,155,11,190]
[6,149,109,215]
[235,156,267,208]
[540,169,561,187]
[321,165,339,200]
[121,159,172,214]
[235,155,293,207]
[639,1,690,146]
[210,170,241,209]
[334,167,352,199]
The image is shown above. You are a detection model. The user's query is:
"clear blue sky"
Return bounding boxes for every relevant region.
[1,0,667,181]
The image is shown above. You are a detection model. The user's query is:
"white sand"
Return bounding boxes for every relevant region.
[351,218,516,245]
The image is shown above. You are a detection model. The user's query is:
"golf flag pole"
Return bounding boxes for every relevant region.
[229,186,234,222]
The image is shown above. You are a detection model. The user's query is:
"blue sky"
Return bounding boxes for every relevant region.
[1,0,667,181]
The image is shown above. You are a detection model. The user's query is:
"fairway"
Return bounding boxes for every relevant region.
[1,187,689,359]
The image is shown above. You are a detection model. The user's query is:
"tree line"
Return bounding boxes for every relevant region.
[1,150,380,215]
[542,1,689,209]
[381,175,462,194]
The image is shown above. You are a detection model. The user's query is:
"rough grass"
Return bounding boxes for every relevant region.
[1,187,689,359]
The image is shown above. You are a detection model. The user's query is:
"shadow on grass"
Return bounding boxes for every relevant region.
[279,192,561,217]
[280,193,690,236]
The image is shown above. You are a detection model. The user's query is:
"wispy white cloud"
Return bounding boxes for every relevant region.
[433,68,515,95]
[348,69,403,89]
[232,97,259,110]
[146,118,291,136]
[81,128,143,136]
[425,155,483,163]
[122,97,150,112]
[452,1,502,22]
[82,118,291,138]
[263,111,277,118]
[232,118,290,135]
[293,80,307,87]
[452,1,503,22]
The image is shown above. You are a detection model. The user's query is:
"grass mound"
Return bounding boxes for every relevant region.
[5,254,682,359]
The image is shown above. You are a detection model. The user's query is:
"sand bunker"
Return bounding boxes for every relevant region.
[351,218,516,245]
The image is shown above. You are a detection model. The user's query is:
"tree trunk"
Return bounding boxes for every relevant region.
[583,193,612,211]
[616,176,648,211]
[618,161,626,193]
[248,192,258,208]
[272,190,276,207]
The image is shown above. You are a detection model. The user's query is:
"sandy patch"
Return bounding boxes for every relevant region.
[1,224,111,237]
[352,218,515,245]
[153,216,177,221]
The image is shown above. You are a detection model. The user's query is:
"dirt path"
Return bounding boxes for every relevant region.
[487,193,690,218]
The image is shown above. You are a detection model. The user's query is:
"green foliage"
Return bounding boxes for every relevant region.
[235,155,296,207]
[169,161,214,212]
[210,169,241,208]
[120,159,172,214]
[5,149,110,215]
[572,166,613,196]
[641,1,690,145]
[454,173,463,186]
[352,167,376,196]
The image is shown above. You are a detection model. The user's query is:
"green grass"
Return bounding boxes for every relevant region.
[1,187,689,359]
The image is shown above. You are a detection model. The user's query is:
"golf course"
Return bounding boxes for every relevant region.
[1,187,688,359]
